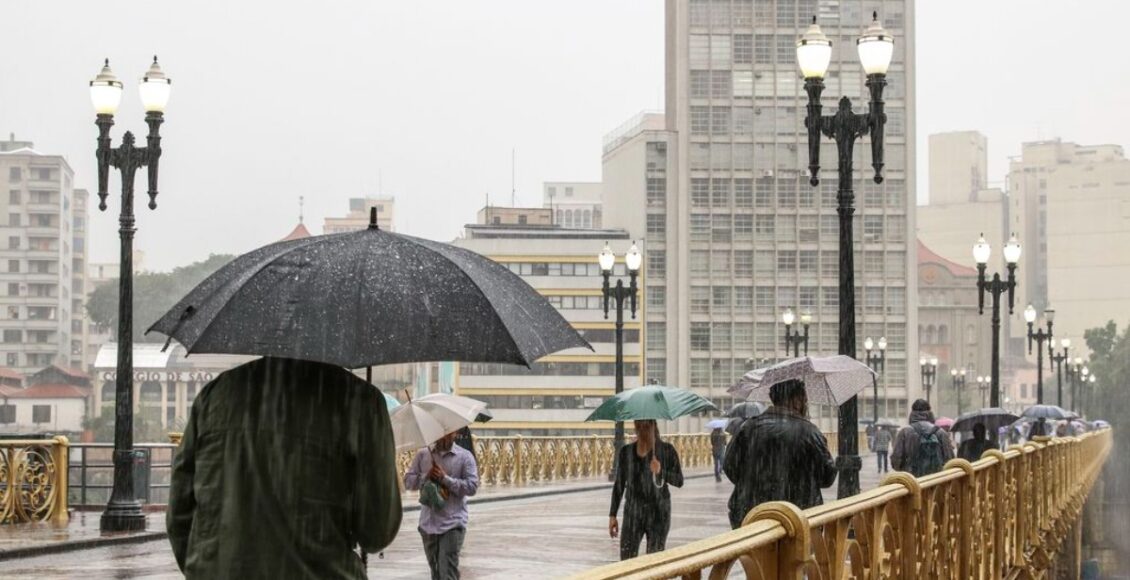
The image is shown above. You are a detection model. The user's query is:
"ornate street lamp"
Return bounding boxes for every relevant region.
[919,356,938,404]
[950,368,967,417]
[1024,304,1054,404]
[977,375,988,409]
[599,241,641,479]
[782,307,812,358]
[1086,373,1097,415]
[90,57,171,533]
[1066,357,1085,413]
[863,336,886,425]
[973,233,1022,407]
[797,12,893,500]
[1049,338,1070,409]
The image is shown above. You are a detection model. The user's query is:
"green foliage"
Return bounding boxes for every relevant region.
[85,254,234,342]
[82,407,170,443]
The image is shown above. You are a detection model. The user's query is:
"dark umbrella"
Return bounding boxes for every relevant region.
[148,209,590,367]
[727,401,767,420]
[725,417,746,436]
[951,408,1020,433]
[875,419,901,429]
[1021,404,1071,420]
[475,408,493,423]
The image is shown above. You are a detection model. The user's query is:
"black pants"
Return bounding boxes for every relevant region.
[620,501,670,560]
[876,450,889,473]
[420,527,465,580]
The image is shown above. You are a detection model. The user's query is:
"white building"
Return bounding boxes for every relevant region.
[543,182,602,229]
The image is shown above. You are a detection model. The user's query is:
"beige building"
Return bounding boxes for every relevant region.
[929,131,988,205]
[323,196,395,233]
[543,181,602,229]
[451,213,641,435]
[0,137,86,374]
[477,206,553,227]
[917,188,1007,269]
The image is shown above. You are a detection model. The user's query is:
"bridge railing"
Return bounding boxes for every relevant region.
[0,436,69,524]
[570,428,1113,579]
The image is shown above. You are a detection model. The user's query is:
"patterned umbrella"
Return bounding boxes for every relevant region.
[729,355,876,406]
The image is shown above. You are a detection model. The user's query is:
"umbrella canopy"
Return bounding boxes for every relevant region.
[951,408,1019,433]
[585,385,717,422]
[1022,404,1071,420]
[382,392,401,411]
[147,216,590,368]
[391,393,486,453]
[475,408,493,423]
[725,417,746,436]
[726,401,768,420]
[1093,420,1111,429]
[935,417,955,429]
[729,355,877,406]
[875,419,901,429]
[706,418,728,430]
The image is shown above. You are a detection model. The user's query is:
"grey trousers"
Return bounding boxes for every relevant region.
[420,526,465,580]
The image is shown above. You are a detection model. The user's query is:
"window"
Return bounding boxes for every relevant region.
[712,287,731,313]
[733,73,753,100]
[690,70,710,98]
[690,251,709,276]
[776,36,794,63]
[35,168,52,181]
[863,216,884,241]
[712,322,731,349]
[7,260,18,273]
[734,215,753,240]
[647,322,666,352]
[8,167,20,182]
[798,215,818,242]
[8,214,19,227]
[711,178,731,207]
[691,107,710,135]
[517,215,527,225]
[647,252,666,277]
[710,35,731,67]
[754,35,772,64]
[755,215,775,239]
[647,286,665,310]
[691,359,710,388]
[690,35,710,67]
[777,251,797,273]
[735,287,753,310]
[691,214,711,241]
[799,251,818,274]
[8,236,18,250]
[647,178,666,207]
[2,330,20,343]
[691,287,710,313]
[755,287,774,309]
[647,214,666,240]
[799,286,818,311]
[647,358,666,385]
[712,215,732,242]
[8,191,20,205]
[734,323,754,349]
[710,71,731,98]
[691,178,710,207]
[733,34,753,64]
[691,323,711,350]
[735,178,753,207]
[755,251,775,275]
[710,251,730,273]
[864,252,884,275]
[5,353,15,366]
[755,178,773,208]
[33,405,51,424]
[7,284,17,298]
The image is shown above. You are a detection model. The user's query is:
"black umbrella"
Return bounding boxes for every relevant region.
[727,401,767,420]
[875,419,901,429]
[725,417,746,436]
[148,210,590,368]
[951,407,1020,433]
[1021,404,1071,421]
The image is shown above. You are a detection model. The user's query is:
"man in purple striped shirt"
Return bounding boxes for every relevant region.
[404,430,480,580]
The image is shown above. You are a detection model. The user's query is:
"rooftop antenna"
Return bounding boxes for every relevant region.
[298,195,304,224]
[511,148,516,207]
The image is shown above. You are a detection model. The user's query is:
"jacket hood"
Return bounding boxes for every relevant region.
[909,409,935,424]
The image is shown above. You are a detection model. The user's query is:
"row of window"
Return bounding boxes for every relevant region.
[504,262,630,277]
[685,214,906,243]
[688,142,908,172]
[0,404,51,424]
[686,318,909,353]
[5,305,60,320]
[460,361,641,377]
[8,167,57,182]
[688,104,906,136]
[677,284,908,315]
[687,0,906,32]
[6,283,61,298]
[1,352,56,367]
[1,329,54,343]
[470,395,593,411]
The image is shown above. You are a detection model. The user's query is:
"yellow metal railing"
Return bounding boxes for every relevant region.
[571,428,1113,579]
[0,436,69,525]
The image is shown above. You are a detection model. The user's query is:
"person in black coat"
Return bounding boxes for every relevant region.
[607,419,684,560]
[723,379,837,529]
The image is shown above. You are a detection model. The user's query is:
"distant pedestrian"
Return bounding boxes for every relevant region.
[872,426,892,473]
[405,430,480,580]
[609,419,684,560]
[891,399,954,477]
[958,423,995,462]
[724,380,837,529]
[710,427,726,482]
[168,357,402,579]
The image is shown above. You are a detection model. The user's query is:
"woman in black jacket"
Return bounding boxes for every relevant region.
[607,419,684,560]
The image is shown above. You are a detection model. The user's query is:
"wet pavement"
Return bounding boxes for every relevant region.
[6,456,882,579]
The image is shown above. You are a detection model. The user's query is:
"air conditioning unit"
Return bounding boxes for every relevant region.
[762,170,774,178]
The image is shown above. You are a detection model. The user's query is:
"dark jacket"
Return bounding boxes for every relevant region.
[609,441,684,517]
[168,357,402,579]
[958,437,995,462]
[890,410,955,473]
[723,407,837,528]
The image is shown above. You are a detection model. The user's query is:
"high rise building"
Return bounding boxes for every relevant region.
[928,131,988,205]
[0,137,86,375]
[323,196,395,233]
[71,189,89,370]
[543,182,603,228]
[602,1,919,428]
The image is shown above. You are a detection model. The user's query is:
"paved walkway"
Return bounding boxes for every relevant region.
[5,455,886,579]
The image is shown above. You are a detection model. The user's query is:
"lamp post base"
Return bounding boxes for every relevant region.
[100,502,146,532]
[836,454,862,499]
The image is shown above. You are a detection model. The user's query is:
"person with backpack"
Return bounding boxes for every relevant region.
[890,399,954,477]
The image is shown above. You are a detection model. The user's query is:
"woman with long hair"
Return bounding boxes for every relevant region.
[607,419,684,560]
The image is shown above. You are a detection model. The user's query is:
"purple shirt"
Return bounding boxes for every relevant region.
[404,444,479,534]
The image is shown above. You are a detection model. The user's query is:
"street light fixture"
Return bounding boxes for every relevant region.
[977,375,988,409]
[1087,373,1097,415]
[920,356,938,404]
[863,336,886,425]
[1066,356,1086,412]
[90,57,171,533]
[782,307,812,357]
[974,233,1022,407]
[797,12,893,500]
[598,241,641,480]
[950,368,968,417]
[1023,304,1054,404]
[1049,338,1070,409]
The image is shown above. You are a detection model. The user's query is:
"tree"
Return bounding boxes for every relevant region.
[86,254,234,342]
[82,408,169,443]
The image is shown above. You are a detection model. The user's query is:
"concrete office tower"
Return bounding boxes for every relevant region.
[543,182,603,228]
[1009,140,1130,346]
[612,1,918,427]
[323,196,395,233]
[929,131,988,205]
[0,138,86,374]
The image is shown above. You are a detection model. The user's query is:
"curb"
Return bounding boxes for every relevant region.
[0,473,714,560]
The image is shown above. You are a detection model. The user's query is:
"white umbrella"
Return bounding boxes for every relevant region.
[728,355,876,406]
[391,393,486,453]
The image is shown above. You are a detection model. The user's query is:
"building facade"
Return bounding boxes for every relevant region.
[928,131,988,206]
[543,182,603,229]
[601,1,919,429]
[451,216,640,435]
[0,138,86,374]
[323,196,395,233]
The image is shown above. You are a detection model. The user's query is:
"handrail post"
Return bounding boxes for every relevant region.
[744,502,811,579]
[515,435,524,486]
[984,449,1008,574]
[881,471,922,576]
[51,436,70,524]
[944,458,976,578]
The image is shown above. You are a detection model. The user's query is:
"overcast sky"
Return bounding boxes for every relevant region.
[1,1,1127,271]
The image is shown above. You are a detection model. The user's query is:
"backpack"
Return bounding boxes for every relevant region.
[908,425,945,477]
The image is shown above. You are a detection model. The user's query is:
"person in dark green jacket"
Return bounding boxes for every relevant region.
[168,357,402,579]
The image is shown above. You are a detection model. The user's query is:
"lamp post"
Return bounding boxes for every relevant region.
[863,336,886,425]
[1023,304,1054,405]
[1066,357,1085,412]
[782,307,812,357]
[1086,374,1096,416]
[1049,338,1070,409]
[973,233,1022,408]
[599,241,641,480]
[90,57,171,533]
[977,375,988,409]
[919,357,938,404]
[950,368,967,417]
[797,12,893,500]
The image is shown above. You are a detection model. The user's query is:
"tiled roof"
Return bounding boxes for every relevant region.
[0,367,23,381]
[3,384,91,399]
[281,223,312,241]
[917,239,978,277]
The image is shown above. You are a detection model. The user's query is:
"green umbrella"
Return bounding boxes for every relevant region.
[585,385,717,422]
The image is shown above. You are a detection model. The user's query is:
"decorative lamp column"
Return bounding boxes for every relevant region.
[599,241,641,480]
[1024,304,1054,404]
[974,233,1022,408]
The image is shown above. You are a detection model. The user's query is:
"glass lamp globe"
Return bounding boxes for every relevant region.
[1062,338,1071,349]
[597,243,615,272]
[625,242,642,272]
[856,12,894,75]
[1090,375,1097,383]
[138,56,172,113]
[799,309,813,325]
[796,17,833,79]
[864,337,874,350]
[1044,308,1055,323]
[89,59,123,115]
[1024,304,1037,323]
[931,357,939,366]
[919,357,927,366]
[1003,234,1022,264]
[972,234,991,265]
[878,336,887,350]
[951,368,958,376]
[781,307,796,326]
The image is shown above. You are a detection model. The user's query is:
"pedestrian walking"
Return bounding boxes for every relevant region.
[723,379,837,529]
[958,422,995,462]
[167,357,402,579]
[891,399,954,477]
[608,419,685,560]
[453,426,477,462]
[710,427,726,482]
[404,430,480,580]
[872,426,892,473]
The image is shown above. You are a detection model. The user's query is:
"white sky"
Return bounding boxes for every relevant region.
[0,1,1127,271]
